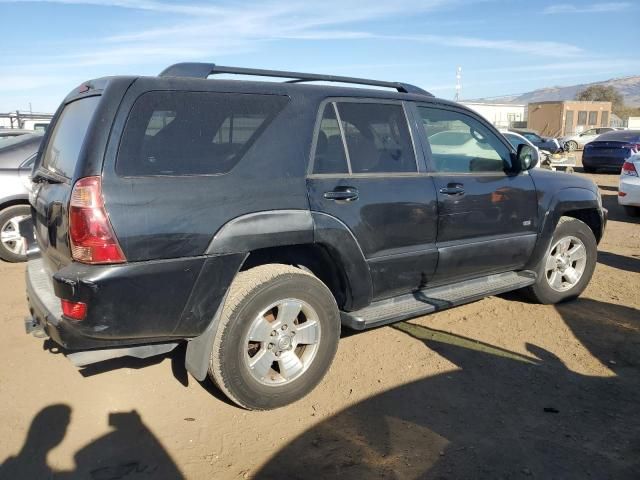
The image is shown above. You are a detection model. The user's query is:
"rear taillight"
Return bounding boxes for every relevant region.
[621,161,638,177]
[69,176,126,264]
[61,299,87,321]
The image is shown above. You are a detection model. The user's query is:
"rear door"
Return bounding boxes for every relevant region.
[31,96,101,272]
[414,104,538,284]
[307,99,439,300]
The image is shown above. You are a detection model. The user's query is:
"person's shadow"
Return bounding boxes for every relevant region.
[0,407,183,480]
[0,404,71,479]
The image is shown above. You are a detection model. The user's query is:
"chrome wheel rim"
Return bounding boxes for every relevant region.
[243,298,321,386]
[565,141,576,151]
[545,236,587,292]
[0,215,28,255]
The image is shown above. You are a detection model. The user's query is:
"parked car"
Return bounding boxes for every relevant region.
[560,127,619,152]
[500,131,548,167]
[510,128,562,153]
[618,154,640,217]
[23,64,606,410]
[582,130,640,173]
[0,133,42,262]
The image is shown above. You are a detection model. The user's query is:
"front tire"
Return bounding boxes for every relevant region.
[0,205,30,263]
[565,140,578,152]
[525,217,597,304]
[209,264,340,410]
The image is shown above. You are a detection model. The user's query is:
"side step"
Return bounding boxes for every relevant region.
[341,271,536,330]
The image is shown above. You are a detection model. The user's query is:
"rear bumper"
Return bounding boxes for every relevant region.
[582,154,627,170]
[618,176,640,207]
[26,253,244,351]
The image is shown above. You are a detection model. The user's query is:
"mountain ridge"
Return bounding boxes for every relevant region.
[473,75,640,107]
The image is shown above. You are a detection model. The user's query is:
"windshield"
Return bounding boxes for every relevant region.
[41,96,100,178]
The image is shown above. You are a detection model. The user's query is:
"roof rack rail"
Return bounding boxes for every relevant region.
[159,62,433,96]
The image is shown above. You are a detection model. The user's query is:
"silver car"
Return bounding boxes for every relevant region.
[0,133,43,262]
[560,127,621,152]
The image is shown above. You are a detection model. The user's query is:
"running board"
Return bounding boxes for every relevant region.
[341,271,536,330]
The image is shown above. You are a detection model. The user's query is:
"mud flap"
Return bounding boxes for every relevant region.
[185,304,223,381]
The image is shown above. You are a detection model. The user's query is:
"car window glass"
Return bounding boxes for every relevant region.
[335,102,416,174]
[503,133,526,149]
[419,107,511,173]
[312,104,348,174]
[117,91,288,176]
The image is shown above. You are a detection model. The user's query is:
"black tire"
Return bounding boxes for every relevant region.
[0,205,30,263]
[623,205,640,217]
[524,216,597,304]
[209,264,340,410]
[565,140,578,152]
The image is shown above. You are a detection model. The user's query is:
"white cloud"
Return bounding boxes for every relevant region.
[543,2,632,14]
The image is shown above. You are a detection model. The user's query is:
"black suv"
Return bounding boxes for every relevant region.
[23,63,606,410]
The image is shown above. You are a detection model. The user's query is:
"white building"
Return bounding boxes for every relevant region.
[460,102,527,129]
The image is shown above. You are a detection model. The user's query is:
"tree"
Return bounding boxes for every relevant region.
[575,85,624,113]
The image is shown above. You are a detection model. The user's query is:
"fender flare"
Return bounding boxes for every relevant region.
[186,210,373,380]
[525,187,602,270]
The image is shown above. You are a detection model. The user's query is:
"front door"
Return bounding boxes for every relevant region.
[414,104,538,284]
[307,100,438,300]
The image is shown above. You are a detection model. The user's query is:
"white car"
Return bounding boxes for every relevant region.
[618,154,640,217]
[560,127,620,152]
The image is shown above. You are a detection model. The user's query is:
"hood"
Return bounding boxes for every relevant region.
[529,166,599,195]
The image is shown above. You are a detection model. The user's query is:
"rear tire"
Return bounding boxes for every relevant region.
[0,205,30,263]
[524,217,597,304]
[208,264,341,410]
[623,205,640,217]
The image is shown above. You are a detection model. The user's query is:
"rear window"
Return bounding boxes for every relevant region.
[596,130,640,142]
[116,91,288,176]
[41,96,100,178]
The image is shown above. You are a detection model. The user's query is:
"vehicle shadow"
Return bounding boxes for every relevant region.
[255,299,640,479]
[0,407,183,480]
[601,192,640,224]
[598,250,640,274]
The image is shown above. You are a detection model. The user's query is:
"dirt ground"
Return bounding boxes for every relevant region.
[0,160,638,479]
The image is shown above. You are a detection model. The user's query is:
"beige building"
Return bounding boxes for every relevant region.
[527,101,612,137]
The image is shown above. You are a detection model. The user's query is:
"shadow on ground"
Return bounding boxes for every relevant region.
[0,408,183,480]
[256,298,640,479]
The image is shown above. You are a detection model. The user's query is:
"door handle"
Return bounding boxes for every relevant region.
[439,184,465,196]
[324,187,359,202]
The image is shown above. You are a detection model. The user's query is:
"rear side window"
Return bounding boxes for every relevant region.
[41,96,100,178]
[313,104,348,174]
[117,91,288,176]
[312,101,416,175]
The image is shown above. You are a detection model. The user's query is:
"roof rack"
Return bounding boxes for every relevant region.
[159,63,433,96]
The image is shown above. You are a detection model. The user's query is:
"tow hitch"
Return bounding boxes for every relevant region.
[25,316,47,338]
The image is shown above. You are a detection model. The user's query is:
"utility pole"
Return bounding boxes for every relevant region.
[454,66,462,102]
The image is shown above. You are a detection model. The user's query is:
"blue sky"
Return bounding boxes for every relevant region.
[0,0,637,112]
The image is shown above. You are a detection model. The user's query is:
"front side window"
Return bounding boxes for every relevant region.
[419,107,511,173]
[117,91,288,176]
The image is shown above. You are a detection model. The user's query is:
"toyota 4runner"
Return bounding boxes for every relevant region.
[23,63,606,410]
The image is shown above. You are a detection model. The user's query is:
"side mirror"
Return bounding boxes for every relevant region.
[516,144,539,171]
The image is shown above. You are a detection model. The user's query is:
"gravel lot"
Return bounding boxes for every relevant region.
[0,162,638,479]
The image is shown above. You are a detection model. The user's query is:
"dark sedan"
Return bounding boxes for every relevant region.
[582,130,640,173]
[510,129,562,153]
[0,133,43,262]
